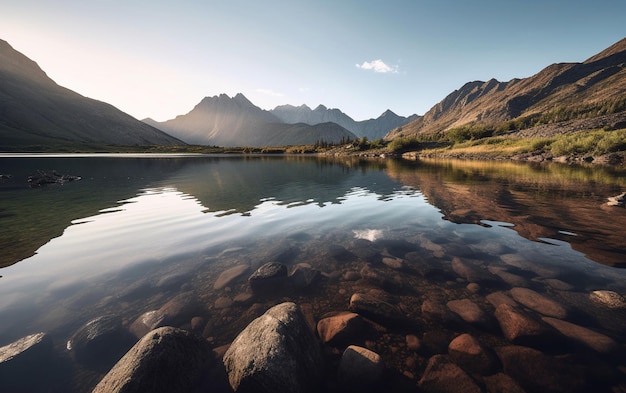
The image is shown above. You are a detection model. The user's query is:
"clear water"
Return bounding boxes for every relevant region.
[0,154,625,392]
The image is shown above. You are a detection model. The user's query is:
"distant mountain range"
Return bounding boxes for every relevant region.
[143,94,417,146]
[270,104,419,140]
[144,93,357,147]
[1,36,624,151]
[386,37,626,140]
[0,39,183,150]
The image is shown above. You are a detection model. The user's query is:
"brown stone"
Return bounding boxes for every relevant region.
[349,293,404,324]
[405,334,420,351]
[448,333,499,375]
[542,317,618,353]
[418,354,482,393]
[483,373,526,393]
[495,345,589,393]
[494,303,558,346]
[317,312,364,346]
[214,264,249,290]
[446,298,491,327]
[509,287,568,318]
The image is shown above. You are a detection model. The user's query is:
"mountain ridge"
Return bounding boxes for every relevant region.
[386,37,626,140]
[270,104,419,140]
[0,39,184,150]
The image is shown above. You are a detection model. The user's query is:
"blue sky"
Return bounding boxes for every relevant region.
[2,0,625,121]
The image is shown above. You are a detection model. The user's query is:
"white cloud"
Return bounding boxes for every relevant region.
[255,88,284,97]
[356,59,398,73]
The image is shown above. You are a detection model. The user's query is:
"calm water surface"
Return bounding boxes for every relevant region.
[0,154,625,392]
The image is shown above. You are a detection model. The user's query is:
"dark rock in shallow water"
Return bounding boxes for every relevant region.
[349,292,405,325]
[337,345,385,392]
[509,287,568,319]
[451,257,499,286]
[541,317,619,354]
[448,333,500,376]
[0,332,69,391]
[289,264,321,290]
[214,264,249,290]
[67,315,135,368]
[446,298,493,329]
[223,302,324,393]
[248,262,288,293]
[418,354,482,393]
[92,326,213,393]
[494,303,560,347]
[130,291,198,338]
[495,345,590,393]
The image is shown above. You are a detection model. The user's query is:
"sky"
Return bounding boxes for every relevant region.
[2,0,625,122]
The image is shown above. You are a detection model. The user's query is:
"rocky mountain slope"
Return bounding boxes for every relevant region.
[271,104,418,140]
[147,94,357,147]
[386,37,626,140]
[0,39,183,150]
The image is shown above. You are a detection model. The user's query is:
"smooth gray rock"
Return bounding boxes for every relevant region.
[223,302,324,393]
[92,326,212,393]
[337,345,385,392]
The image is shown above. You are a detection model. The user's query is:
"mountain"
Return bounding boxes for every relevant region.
[0,39,183,150]
[271,104,418,140]
[149,94,357,146]
[386,37,626,140]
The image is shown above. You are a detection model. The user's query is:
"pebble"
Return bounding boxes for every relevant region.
[589,290,626,309]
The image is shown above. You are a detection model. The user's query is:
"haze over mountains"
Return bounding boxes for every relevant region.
[386,37,626,140]
[144,95,418,146]
[143,94,359,147]
[0,36,625,151]
[0,39,183,150]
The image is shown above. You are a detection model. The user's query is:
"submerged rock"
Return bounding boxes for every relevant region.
[337,345,385,392]
[93,326,212,393]
[494,304,558,347]
[541,317,618,353]
[248,262,288,293]
[495,345,589,393]
[446,298,492,328]
[67,315,134,367]
[589,290,626,309]
[317,312,364,347]
[349,292,405,325]
[214,264,249,290]
[223,302,324,393]
[418,354,482,393]
[509,287,568,319]
[448,333,500,376]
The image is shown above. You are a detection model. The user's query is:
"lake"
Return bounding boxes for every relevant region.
[0,154,625,392]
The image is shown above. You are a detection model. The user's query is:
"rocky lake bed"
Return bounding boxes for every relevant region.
[2,230,625,393]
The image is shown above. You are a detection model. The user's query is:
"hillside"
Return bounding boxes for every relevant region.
[386,37,626,141]
[271,104,418,140]
[149,94,357,147]
[0,39,183,150]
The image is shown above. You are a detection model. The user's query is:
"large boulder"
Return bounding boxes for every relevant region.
[223,302,324,393]
[92,326,213,393]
